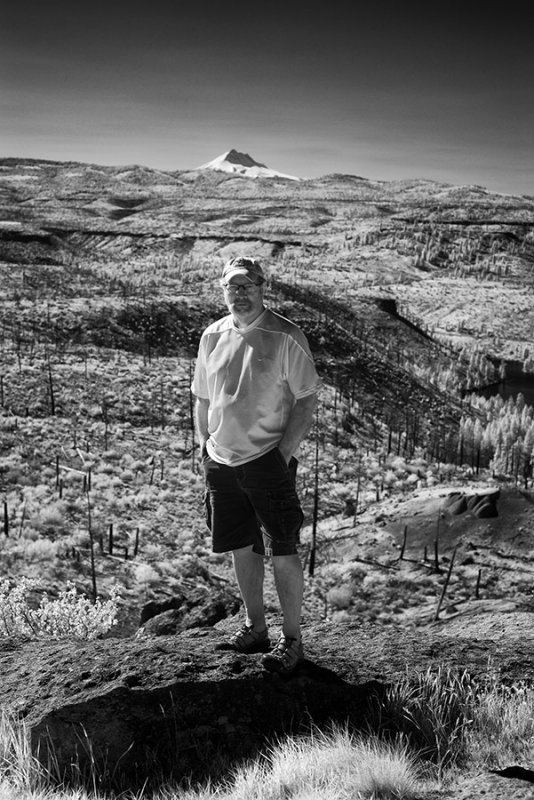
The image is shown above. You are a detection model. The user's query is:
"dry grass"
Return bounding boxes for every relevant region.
[0,719,424,800]
[213,731,422,800]
[466,680,534,768]
[1,669,534,799]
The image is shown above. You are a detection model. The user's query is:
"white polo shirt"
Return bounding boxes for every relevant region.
[192,308,320,466]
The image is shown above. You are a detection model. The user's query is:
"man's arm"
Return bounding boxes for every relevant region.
[278,392,318,463]
[194,397,210,451]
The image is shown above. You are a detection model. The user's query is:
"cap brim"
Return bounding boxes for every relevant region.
[223,268,257,282]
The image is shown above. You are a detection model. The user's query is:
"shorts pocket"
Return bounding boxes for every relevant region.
[274,449,299,485]
[257,487,304,545]
[273,447,290,471]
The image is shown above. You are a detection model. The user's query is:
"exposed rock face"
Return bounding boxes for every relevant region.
[138,587,241,635]
[443,487,500,518]
[1,614,534,792]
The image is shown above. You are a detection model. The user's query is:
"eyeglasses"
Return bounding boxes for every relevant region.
[222,282,263,295]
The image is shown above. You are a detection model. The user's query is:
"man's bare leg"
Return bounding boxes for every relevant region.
[232,544,267,631]
[272,553,303,640]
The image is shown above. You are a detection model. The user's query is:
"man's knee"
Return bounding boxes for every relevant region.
[272,552,303,570]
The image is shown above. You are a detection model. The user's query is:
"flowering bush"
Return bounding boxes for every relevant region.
[0,579,119,640]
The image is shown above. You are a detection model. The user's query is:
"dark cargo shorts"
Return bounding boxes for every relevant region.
[202,447,304,557]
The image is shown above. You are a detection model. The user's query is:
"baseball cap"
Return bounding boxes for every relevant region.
[222,257,265,284]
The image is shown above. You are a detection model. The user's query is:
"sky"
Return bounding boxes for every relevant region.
[2,0,533,196]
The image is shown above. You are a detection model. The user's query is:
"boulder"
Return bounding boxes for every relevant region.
[138,587,240,635]
[1,614,533,793]
[140,595,185,624]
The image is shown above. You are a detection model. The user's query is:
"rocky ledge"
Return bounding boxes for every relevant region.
[1,613,533,792]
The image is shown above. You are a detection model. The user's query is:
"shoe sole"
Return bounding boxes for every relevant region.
[261,654,303,674]
[239,639,271,654]
[216,639,271,654]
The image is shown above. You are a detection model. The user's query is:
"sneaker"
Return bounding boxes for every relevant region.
[215,624,270,654]
[261,634,304,675]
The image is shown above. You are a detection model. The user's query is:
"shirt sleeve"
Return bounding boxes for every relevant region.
[191,337,209,399]
[285,331,321,399]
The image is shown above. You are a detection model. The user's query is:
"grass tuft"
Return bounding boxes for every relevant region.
[372,667,476,775]
[162,727,422,800]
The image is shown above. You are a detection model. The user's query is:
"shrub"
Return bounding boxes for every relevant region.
[29,500,67,534]
[134,563,160,587]
[0,579,119,640]
[19,539,59,561]
[327,585,353,609]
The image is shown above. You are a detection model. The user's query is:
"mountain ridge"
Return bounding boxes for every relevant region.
[2,154,534,200]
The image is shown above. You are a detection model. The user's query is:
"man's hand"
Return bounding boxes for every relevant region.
[194,397,210,452]
[278,444,293,464]
[278,393,318,463]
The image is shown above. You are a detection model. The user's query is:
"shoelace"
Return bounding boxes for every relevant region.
[274,637,299,655]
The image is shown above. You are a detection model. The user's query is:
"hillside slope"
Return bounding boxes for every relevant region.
[0,157,533,639]
[1,156,533,364]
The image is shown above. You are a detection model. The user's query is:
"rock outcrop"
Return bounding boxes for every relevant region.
[138,586,241,635]
[442,487,500,518]
[1,613,533,792]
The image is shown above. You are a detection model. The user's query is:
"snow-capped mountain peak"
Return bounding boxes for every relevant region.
[197,149,299,180]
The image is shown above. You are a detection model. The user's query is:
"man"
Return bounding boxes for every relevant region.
[192,256,320,675]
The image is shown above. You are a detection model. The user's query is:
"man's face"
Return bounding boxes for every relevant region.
[223,275,264,325]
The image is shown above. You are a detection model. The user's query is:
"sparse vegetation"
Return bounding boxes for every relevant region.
[1,159,534,798]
